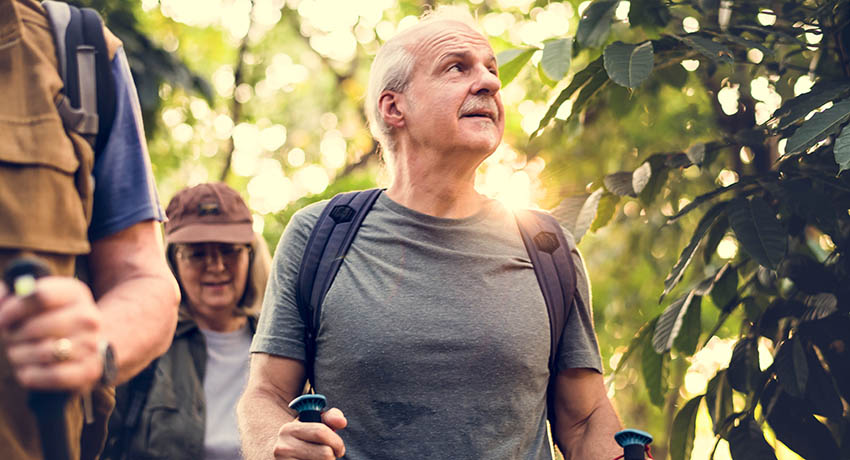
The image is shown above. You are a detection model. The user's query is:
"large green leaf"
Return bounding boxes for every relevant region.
[803,293,838,321]
[566,67,610,124]
[628,0,671,29]
[774,337,808,397]
[773,81,850,129]
[705,370,734,433]
[533,57,605,137]
[728,416,778,460]
[550,189,604,243]
[662,201,729,299]
[727,338,760,393]
[803,344,843,418]
[674,295,701,355]
[591,192,619,232]
[728,198,787,270]
[576,0,618,48]
[678,34,734,64]
[710,264,738,311]
[653,292,699,353]
[631,161,652,195]
[497,48,537,87]
[762,382,841,459]
[540,38,572,82]
[603,171,636,196]
[669,396,703,460]
[642,324,666,407]
[834,124,850,172]
[603,41,654,88]
[785,100,850,155]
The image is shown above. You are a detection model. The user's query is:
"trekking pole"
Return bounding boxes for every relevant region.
[614,429,653,460]
[3,258,71,460]
[289,394,327,423]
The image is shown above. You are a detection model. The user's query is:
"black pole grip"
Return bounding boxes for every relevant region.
[3,258,72,460]
[623,444,646,460]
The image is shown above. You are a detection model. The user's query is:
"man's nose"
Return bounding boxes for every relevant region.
[472,65,500,95]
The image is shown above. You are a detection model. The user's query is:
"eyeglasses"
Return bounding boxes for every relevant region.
[175,243,250,268]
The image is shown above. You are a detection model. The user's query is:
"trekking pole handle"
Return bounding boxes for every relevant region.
[615,428,653,460]
[289,394,327,423]
[3,258,72,460]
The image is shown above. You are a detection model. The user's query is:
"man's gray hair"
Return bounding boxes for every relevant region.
[365,7,480,157]
[365,40,416,155]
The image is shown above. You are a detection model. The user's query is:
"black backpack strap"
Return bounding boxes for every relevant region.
[42,1,115,152]
[295,188,383,387]
[79,7,116,153]
[514,209,577,415]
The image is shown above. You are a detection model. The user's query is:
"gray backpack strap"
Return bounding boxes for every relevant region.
[42,1,115,149]
[514,209,577,420]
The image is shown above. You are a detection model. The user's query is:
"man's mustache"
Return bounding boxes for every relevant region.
[458,96,499,120]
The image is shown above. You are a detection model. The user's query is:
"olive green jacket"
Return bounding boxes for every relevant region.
[102,309,257,460]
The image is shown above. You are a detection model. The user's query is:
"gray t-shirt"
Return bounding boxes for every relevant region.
[252,193,602,459]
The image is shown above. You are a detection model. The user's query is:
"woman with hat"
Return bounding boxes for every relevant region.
[103,183,271,460]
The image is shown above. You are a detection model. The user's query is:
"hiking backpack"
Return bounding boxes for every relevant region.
[295,188,579,417]
[42,0,116,154]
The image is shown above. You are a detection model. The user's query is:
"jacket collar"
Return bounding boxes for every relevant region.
[175,303,258,337]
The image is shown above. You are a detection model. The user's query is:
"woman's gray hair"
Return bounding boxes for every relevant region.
[364,6,479,160]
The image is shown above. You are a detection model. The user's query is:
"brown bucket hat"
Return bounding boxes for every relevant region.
[164,183,254,244]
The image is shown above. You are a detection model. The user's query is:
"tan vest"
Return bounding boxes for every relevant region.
[0,0,121,458]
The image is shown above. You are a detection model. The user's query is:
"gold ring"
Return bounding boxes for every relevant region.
[52,338,73,362]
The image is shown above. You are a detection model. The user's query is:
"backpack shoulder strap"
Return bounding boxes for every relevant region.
[295,188,383,386]
[42,1,116,152]
[513,209,577,374]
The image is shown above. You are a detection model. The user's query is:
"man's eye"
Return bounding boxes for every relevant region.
[449,63,463,72]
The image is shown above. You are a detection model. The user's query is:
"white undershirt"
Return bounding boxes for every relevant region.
[200,324,252,460]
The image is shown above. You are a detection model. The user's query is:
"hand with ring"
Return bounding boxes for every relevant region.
[0,277,105,392]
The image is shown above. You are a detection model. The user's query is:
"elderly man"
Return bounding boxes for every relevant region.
[238,10,622,460]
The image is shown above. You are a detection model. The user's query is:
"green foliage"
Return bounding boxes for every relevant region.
[669,396,701,460]
[603,41,654,89]
[575,0,618,48]
[540,38,572,82]
[497,48,537,87]
[505,0,850,457]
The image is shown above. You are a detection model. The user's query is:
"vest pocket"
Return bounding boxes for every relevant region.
[0,4,91,256]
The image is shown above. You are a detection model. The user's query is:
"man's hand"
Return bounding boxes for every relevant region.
[0,276,104,392]
[273,408,347,459]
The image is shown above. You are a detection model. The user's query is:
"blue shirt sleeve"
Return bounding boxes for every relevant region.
[88,47,165,242]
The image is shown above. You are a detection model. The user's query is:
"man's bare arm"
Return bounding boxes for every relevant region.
[88,220,180,384]
[238,353,346,460]
[551,368,622,460]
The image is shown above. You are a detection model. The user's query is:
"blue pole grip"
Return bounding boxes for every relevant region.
[615,428,653,460]
[289,394,327,423]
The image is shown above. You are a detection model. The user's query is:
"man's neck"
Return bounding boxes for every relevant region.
[386,146,488,218]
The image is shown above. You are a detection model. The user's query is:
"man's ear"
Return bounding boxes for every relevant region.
[378,91,405,129]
